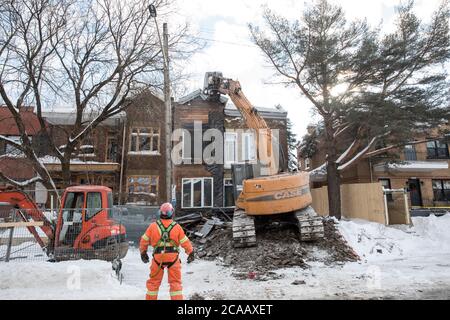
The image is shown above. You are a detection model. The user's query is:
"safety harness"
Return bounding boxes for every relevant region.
[150,220,180,277]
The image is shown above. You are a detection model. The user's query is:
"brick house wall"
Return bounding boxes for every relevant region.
[121,91,167,205]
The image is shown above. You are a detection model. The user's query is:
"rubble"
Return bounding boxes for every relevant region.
[189,293,206,300]
[190,214,359,277]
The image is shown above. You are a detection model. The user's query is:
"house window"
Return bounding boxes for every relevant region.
[4,136,22,154]
[404,144,417,161]
[224,132,237,168]
[432,179,450,202]
[129,127,160,154]
[182,177,213,208]
[242,131,256,161]
[224,178,234,207]
[305,158,311,170]
[79,144,95,157]
[181,129,202,163]
[78,136,95,157]
[127,175,159,205]
[379,178,393,201]
[427,140,449,159]
[106,136,118,162]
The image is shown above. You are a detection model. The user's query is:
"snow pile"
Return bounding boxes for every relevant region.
[337,214,450,261]
[0,259,142,300]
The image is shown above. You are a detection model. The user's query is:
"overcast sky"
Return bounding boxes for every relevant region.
[168,0,442,140]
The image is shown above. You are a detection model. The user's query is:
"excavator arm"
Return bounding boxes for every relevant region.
[204,72,278,176]
[0,186,55,252]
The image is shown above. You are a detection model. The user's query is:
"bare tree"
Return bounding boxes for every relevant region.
[0,0,197,194]
[250,0,450,219]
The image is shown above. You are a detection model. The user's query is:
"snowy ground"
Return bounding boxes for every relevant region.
[1,214,450,300]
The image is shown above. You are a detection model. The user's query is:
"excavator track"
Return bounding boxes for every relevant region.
[232,209,256,248]
[295,206,324,241]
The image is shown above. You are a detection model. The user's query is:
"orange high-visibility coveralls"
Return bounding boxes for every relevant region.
[140,219,193,300]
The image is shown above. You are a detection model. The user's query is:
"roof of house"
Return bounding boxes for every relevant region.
[177,89,287,120]
[0,106,44,135]
[224,101,287,120]
[176,89,228,105]
[41,109,126,126]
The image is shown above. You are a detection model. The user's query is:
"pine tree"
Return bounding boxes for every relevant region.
[250,0,450,219]
[286,117,299,171]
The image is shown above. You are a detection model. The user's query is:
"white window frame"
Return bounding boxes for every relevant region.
[224,132,238,168]
[181,177,213,208]
[128,127,160,155]
[242,131,256,162]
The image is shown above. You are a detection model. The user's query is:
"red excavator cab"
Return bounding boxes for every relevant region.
[54,186,128,261]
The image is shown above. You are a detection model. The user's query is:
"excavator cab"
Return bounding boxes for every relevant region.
[0,185,127,263]
[54,186,128,261]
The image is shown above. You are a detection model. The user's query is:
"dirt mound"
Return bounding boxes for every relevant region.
[193,217,359,278]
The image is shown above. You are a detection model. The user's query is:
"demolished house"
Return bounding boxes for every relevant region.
[173,88,289,214]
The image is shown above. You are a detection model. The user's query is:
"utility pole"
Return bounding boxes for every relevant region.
[149,4,172,203]
[162,22,173,204]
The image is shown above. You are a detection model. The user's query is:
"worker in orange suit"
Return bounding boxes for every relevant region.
[140,202,194,300]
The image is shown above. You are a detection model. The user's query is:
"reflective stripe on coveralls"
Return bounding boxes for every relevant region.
[180,236,188,244]
[170,290,183,297]
[146,290,158,297]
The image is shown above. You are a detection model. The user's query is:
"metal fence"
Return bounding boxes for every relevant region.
[115,205,159,246]
[0,207,128,263]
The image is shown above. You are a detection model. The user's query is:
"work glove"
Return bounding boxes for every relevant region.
[187,251,195,264]
[140,251,149,264]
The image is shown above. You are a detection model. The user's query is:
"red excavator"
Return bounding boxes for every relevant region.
[0,185,128,265]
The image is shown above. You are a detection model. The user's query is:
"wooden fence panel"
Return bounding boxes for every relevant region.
[311,182,387,224]
[311,186,329,216]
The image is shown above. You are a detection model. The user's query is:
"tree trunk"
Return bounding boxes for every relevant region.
[324,120,342,219]
[61,159,72,189]
[326,160,341,219]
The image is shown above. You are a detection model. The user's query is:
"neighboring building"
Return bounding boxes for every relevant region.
[173,89,288,213]
[39,110,124,197]
[298,126,450,209]
[0,106,47,184]
[120,91,167,206]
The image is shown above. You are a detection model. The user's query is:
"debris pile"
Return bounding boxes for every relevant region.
[187,213,359,277]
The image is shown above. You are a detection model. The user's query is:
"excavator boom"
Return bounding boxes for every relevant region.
[0,186,55,251]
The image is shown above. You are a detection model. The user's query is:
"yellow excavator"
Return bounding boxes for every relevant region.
[204,72,324,248]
